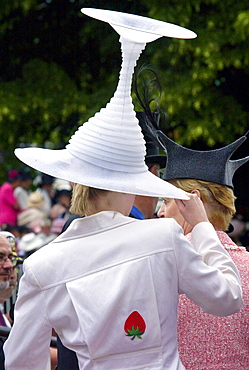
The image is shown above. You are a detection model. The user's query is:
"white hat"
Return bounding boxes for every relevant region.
[18,232,56,253]
[0,231,15,240]
[15,9,196,200]
[0,231,16,249]
[53,178,72,191]
[27,191,45,208]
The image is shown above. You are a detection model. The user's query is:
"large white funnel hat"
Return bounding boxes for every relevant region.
[82,8,197,43]
[15,8,196,199]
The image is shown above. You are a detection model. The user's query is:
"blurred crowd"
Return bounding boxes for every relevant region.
[0,169,72,258]
[0,169,73,368]
[1,168,249,258]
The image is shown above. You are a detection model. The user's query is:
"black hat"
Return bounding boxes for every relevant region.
[136,112,166,169]
[158,131,249,188]
[20,171,32,181]
[40,173,54,186]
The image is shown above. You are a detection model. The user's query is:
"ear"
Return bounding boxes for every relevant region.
[191,189,201,199]
[149,164,160,177]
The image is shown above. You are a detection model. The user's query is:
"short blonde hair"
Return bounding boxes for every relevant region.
[70,184,107,216]
[170,179,236,231]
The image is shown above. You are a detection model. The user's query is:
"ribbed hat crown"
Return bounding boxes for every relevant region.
[66,40,147,174]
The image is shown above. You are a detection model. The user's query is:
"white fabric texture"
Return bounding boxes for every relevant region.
[4,212,242,370]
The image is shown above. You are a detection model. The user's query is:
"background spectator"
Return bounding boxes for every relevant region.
[17,191,47,233]
[0,170,21,229]
[35,173,55,217]
[14,171,32,211]
[50,189,72,221]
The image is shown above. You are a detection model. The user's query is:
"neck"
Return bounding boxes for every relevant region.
[182,221,194,235]
[86,192,135,217]
[133,195,158,219]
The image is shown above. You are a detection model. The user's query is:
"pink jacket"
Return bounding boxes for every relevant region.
[178,231,249,369]
[0,183,19,226]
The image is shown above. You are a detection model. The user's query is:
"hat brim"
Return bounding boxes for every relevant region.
[27,202,45,208]
[15,148,188,200]
[18,233,43,252]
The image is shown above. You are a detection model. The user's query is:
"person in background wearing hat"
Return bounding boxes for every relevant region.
[13,171,32,211]
[157,131,249,369]
[4,9,243,370]
[17,191,47,233]
[0,170,21,229]
[129,112,166,220]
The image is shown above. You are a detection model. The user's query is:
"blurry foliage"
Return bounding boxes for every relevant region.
[0,0,248,178]
[0,59,85,145]
[140,0,249,146]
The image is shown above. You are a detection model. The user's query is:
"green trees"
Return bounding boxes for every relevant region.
[0,0,248,175]
[141,0,249,145]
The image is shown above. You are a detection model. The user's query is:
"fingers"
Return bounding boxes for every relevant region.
[175,192,209,227]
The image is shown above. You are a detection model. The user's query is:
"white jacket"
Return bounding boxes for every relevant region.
[4,211,242,370]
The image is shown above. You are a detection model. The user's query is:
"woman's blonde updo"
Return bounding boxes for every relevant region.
[170,179,236,231]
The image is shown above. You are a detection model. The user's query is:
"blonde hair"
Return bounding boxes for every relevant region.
[70,184,107,216]
[170,179,236,231]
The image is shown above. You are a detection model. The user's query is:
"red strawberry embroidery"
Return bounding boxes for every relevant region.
[124,311,146,340]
